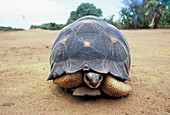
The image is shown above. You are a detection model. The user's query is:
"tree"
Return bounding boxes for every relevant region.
[119,0,143,29]
[119,0,170,29]
[144,0,170,28]
[103,15,115,25]
[66,3,102,24]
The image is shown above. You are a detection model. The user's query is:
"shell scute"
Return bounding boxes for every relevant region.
[48,16,131,81]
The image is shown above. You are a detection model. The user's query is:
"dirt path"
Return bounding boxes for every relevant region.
[0,29,170,114]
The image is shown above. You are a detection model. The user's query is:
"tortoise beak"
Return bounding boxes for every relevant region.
[91,82,98,87]
[89,82,100,88]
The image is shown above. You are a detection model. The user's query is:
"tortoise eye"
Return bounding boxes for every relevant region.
[99,76,102,80]
[86,75,90,81]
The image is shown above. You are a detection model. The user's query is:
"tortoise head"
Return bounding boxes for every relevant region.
[84,72,103,89]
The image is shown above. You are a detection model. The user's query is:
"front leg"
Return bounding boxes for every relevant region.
[53,72,83,89]
[101,75,132,97]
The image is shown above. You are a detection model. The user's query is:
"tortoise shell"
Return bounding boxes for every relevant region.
[48,16,131,81]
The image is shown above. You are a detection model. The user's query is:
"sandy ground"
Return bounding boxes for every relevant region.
[0,29,170,115]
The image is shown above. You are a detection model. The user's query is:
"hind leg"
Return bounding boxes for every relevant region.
[53,72,83,89]
[101,75,132,97]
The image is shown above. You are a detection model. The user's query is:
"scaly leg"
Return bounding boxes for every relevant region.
[101,75,132,97]
[53,72,83,89]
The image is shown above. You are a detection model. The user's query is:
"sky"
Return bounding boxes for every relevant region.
[0,0,124,30]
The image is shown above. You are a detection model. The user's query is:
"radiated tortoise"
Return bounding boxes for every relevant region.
[48,16,132,97]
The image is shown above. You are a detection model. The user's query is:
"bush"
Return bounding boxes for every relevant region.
[30,23,65,30]
[0,26,24,31]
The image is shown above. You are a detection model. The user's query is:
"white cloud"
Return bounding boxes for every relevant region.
[0,0,64,15]
[0,0,66,29]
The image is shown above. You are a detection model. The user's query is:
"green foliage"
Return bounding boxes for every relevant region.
[28,1,170,30]
[103,15,115,25]
[67,3,102,24]
[144,0,170,28]
[0,26,24,31]
[30,23,65,30]
[103,15,124,29]
[119,0,145,29]
[114,20,124,29]
[119,0,170,29]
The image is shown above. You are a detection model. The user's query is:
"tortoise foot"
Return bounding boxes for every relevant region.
[73,86,101,96]
[101,75,132,97]
[53,72,83,88]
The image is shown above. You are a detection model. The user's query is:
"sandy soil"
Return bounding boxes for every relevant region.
[0,29,170,115]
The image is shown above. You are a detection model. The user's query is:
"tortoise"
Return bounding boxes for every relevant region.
[47,16,132,97]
